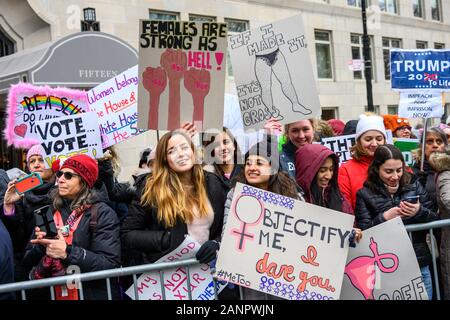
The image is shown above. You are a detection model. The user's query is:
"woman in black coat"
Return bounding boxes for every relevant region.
[121,130,227,265]
[355,144,439,300]
[1,145,56,281]
[24,154,121,300]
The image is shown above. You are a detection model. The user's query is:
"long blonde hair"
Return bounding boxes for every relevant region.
[140,131,209,227]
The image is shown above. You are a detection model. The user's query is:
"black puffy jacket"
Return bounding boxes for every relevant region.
[23,188,121,299]
[0,181,54,281]
[355,180,439,267]
[411,160,438,212]
[121,171,227,265]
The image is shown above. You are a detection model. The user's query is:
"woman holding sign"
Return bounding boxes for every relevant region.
[23,154,121,300]
[121,130,227,266]
[1,145,56,282]
[355,144,438,299]
[222,141,303,299]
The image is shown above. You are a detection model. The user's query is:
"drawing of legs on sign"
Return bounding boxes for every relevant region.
[231,195,264,251]
[184,68,210,131]
[254,48,312,119]
[345,237,399,300]
[142,66,167,129]
[161,49,187,129]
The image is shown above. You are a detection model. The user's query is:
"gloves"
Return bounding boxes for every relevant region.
[196,240,220,264]
[348,229,356,248]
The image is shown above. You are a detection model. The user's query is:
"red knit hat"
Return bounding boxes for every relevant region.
[327,119,345,136]
[60,154,98,188]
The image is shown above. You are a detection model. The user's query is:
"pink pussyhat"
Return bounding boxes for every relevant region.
[26,145,44,163]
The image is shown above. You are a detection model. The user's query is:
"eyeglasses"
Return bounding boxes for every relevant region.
[56,170,81,180]
[396,126,411,132]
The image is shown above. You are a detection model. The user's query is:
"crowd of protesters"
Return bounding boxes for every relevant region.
[1,112,450,300]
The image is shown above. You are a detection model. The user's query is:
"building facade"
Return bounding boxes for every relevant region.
[1,0,449,180]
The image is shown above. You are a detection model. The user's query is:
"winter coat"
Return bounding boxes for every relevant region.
[338,156,373,210]
[429,152,450,299]
[280,140,297,180]
[411,160,438,212]
[0,169,9,204]
[355,180,439,267]
[0,219,15,300]
[203,163,243,192]
[121,171,227,264]
[295,144,353,214]
[23,188,121,300]
[0,181,54,281]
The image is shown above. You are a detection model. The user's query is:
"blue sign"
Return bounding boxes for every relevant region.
[390,49,450,90]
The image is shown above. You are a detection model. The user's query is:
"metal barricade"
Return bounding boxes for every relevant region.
[1,219,449,300]
[0,258,219,301]
[405,219,450,300]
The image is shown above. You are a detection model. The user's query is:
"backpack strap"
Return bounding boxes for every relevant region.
[89,204,98,233]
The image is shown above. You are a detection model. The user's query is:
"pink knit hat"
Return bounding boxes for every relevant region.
[26,145,44,163]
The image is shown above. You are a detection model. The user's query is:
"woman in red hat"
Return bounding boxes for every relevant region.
[24,154,121,300]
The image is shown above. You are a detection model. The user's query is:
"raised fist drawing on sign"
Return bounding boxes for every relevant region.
[142,66,167,128]
[184,68,211,130]
[161,49,187,129]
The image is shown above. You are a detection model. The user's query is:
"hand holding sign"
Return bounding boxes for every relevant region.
[184,68,211,128]
[143,66,167,128]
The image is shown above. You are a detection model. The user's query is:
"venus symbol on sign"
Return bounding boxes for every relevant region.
[231,195,264,251]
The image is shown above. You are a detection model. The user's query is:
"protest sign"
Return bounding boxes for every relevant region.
[398,90,443,118]
[228,14,320,130]
[216,183,354,300]
[87,65,145,148]
[340,217,428,300]
[5,83,89,149]
[393,138,420,168]
[28,112,103,168]
[319,134,356,165]
[390,49,450,90]
[137,20,227,131]
[126,236,226,300]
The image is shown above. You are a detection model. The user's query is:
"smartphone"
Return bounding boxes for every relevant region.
[403,195,420,204]
[14,172,43,195]
[34,205,58,239]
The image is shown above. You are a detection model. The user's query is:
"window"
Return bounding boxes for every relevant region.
[351,34,374,80]
[225,19,249,78]
[347,0,368,7]
[387,105,398,115]
[382,37,402,80]
[321,107,339,120]
[189,14,216,22]
[412,0,423,18]
[435,43,445,49]
[0,30,15,57]
[315,30,334,79]
[149,10,179,20]
[364,105,380,114]
[379,0,397,14]
[431,0,442,21]
[416,41,428,49]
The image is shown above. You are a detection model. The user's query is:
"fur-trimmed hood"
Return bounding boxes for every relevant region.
[430,152,450,172]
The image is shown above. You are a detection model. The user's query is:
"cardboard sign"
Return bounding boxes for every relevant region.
[5,83,89,149]
[393,138,420,168]
[126,236,226,300]
[216,183,354,300]
[319,134,356,165]
[28,112,103,168]
[228,14,320,130]
[399,91,443,118]
[137,20,227,131]
[340,218,428,300]
[390,49,450,90]
[87,65,145,148]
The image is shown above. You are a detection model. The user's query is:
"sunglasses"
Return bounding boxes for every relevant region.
[56,170,81,180]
